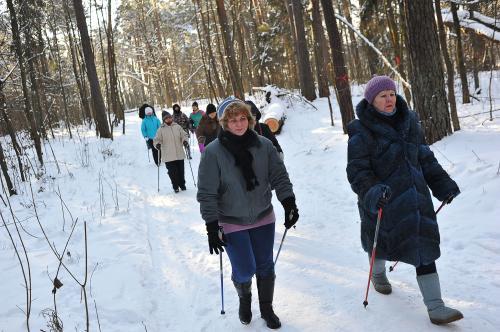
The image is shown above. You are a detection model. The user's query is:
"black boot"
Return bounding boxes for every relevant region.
[257,275,281,329]
[233,280,252,325]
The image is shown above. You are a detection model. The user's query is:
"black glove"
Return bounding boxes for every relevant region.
[446,190,460,204]
[183,141,189,148]
[155,143,161,150]
[376,189,390,209]
[281,196,299,229]
[206,222,226,255]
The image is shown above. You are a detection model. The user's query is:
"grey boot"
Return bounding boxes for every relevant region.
[417,273,463,325]
[233,280,252,325]
[369,257,392,295]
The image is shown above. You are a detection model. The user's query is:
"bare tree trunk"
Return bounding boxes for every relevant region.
[283,0,300,89]
[311,0,330,98]
[451,2,471,104]
[360,0,380,76]
[0,139,16,196]
[321,0,354,134]
[63,0,92,124]
[193,0,218,102]
[0,84,25,183]
[215,0,244,99]
[404,0,451,143]
[340,0,362,82]
[385,0,412,102]
[290,0,317,101]
[197,0,225,98]
[23,0,49,140]
[49,0,73,138]
[435,0,460,131]
[107,0,122,124]
[6,0,44,165]
[210,0,231,94]
[72,0,111,138]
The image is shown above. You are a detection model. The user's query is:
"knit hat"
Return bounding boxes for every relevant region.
[192,101,198,107]
[245,100,261,121]
[172,104,181,112]
[206,103,217,115]
[145,106,154,115]
[162,111,172,121]
[217,96,242,118]
[364,76,397,104]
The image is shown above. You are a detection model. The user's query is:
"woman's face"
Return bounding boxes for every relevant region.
[373,90,396,113]
[208,112,217,119]
[226,112,248,136]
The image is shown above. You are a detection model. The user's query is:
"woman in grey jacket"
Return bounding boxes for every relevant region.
[197,97,298,329]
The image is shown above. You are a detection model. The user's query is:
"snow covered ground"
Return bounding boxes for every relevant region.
[1,74,500,331]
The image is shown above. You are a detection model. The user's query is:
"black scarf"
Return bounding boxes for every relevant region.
[218,128,260,191]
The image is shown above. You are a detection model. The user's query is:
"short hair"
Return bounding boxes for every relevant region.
[219,101,255,130]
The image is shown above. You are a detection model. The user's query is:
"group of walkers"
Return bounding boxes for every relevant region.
[139,75,463,329]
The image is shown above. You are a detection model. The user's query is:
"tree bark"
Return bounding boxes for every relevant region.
[451,2,471,104]
[403,0,451,143]
[290,0,317,101]
[320,0,354,134]
[215,0,244,99]
[435,0,460,131]
[311,0,330,97]
[6,0,44,165]
[72,0,111,138]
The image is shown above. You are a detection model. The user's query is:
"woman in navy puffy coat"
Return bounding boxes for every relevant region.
[346,76,462,325]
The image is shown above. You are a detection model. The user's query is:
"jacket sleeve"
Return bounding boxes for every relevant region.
[417,125,459,201]
[180,126,188,142]
[266,140,294,201]
[156,118,161,129]
[262,124,283,153]
[195,118,205,141]
[141,120,147,138]
[346,122,382,201]
[153,127,163,146]
[197,148,220,223]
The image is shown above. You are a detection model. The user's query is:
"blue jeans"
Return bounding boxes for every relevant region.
[224,222,275,283]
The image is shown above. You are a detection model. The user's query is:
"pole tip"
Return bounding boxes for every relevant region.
[363,301,368,308]
[221,310,225,315]
[389,266,394,272]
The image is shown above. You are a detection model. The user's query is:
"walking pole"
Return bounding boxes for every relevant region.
[274,229,288,265]
[157,149,161,192]
[185,147,197,187]
[219,253,225,315]
[363,189,388,308]
[363,205,384,308]
[389,199,448,272]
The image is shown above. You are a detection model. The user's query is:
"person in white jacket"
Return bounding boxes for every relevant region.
[154,111,189,193]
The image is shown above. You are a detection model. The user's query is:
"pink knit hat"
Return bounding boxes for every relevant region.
[364,76,397,104]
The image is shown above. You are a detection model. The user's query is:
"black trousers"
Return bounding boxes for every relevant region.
[165,159,185,190]
[147,139,160,166]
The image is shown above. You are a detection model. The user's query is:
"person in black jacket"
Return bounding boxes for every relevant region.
[346,75,462,325]
[245,100,284,161]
